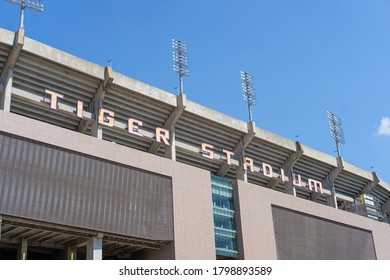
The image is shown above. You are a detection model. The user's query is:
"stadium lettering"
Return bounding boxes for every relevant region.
[200,143,322,192]
[44,89,323,194]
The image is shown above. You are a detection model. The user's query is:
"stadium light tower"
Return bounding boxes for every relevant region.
[327,110,345,158]
[6,0,44,30]
[172,39,189,95]
[241,71,256,122]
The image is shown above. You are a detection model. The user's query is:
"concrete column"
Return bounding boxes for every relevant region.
[86,235,103,260]
[91,122,103,139]
[165,126,176,160]
[17,238,28,260]
[0,69,13,112]
[233,180,245,260]
[236,167,247,182]
[327,181,338,208]
[319,157,343,208]
[285,168,297,197]
[381,198,390,218]
[236,150,248,182]
[91,100,102,139]
[0,215,2,238]
[66,247,77,260]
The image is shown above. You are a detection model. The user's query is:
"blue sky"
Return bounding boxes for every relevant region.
[1,0,389,182]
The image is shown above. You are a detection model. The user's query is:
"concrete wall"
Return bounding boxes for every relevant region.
[235,180,390,260]
[0,110,216,260]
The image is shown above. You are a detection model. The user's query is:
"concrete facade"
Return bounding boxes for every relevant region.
[1,102,390,260]
[1,27,390,260]
[235,180,390,260]
[0,109,216,260]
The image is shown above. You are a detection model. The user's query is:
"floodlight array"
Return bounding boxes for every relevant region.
[327,110,345,144]
[241,71,256,106]
[172,39,189,77]
[7,0,44,12]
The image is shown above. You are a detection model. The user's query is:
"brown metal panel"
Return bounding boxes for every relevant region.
[0,132,173,241]
[272,206,376,260]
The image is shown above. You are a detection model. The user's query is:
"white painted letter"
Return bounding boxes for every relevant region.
[98,108,115,127]
[262,162,273,178]
[292,173,302,187]
[243,157,254,172]
[45,89,64,110]
[128,118,143,137]
[308,178,323,194]
[222,149,234,165]
[156,127,170,145]
[201,143,214,159]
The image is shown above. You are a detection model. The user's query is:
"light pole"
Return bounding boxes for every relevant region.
[172,39,189,95]
[327,110,345,158]
[241,71,256,122]
[6,0,44,30]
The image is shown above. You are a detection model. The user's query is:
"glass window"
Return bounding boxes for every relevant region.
[211,175,238,259]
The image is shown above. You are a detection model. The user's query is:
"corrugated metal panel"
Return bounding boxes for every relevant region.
[272,206,376,260]
[0,132,173,241]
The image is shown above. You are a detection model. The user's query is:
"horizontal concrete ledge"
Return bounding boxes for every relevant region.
[255,127,297,151]
[20,32,178,107]
[379,176,390,192]
[112,72,177,107]
[186,100,248,133]
[22,36,104,80]
[0,28,14,46]
[300,144,337,167]
[343,161,374,181]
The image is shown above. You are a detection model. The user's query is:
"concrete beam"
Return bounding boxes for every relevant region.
[95,66,114,102]
[266,141,303,191]
[361,172,380,194]
[0,29,24,112]
[217,121,256,177]
[148,93,187,158]
[313,157,344,207]
[77,66,114,135]
[335,192,354,203]
[326,157,344,183]
[0,29,24,83]
[66,238,89,250]
[86,234,103,260]
[382,198,390,214]
[0,70,13,111]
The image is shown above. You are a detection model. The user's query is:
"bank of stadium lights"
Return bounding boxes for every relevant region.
[6,0,44,29]
[172,39,189,95]
[241,71,256,122]
[327,110,345,158]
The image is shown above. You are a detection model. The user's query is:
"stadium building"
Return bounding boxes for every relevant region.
[0,27,390,260]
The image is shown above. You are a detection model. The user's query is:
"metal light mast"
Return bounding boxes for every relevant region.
[241,71,256,122]
[327,110,345,158]
[6,0,44,29]
[172,39,189,95]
